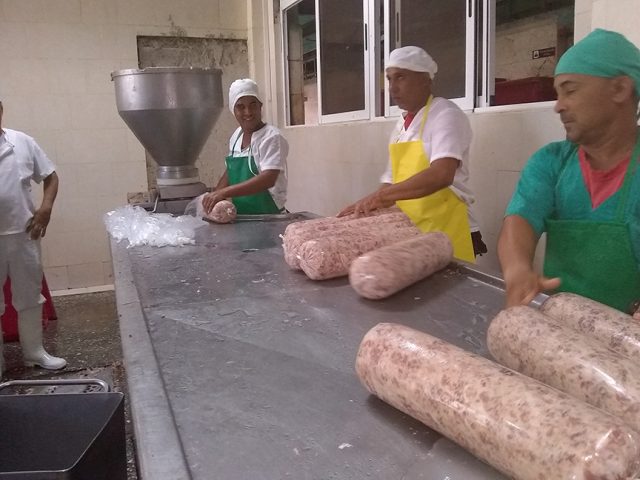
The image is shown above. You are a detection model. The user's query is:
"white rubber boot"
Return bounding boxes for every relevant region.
[18,306,66,370]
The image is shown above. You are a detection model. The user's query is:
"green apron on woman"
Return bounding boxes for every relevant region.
[225,131,281,215]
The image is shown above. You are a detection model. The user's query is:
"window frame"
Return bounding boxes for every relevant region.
[278,0,572,126]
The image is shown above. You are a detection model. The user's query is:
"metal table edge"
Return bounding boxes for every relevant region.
[110,238,192,480]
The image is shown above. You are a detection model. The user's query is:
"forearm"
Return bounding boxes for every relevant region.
[498,215,539,280]
[40,172,59,210]
[215,171,229,190]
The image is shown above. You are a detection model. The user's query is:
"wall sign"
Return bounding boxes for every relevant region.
[532,47,556,59]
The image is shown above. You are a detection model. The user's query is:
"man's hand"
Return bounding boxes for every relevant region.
[337,190,394,217]
[503,266,561,307]
[202,190,228,214]
[26,206,52,240]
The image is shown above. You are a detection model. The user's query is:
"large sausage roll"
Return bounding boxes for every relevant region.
[540,292,640,362]
[488,305,640,432]
[349,232,452,299]
[356,323,640,480]
[282,211,412,269]
[298,226,421,280]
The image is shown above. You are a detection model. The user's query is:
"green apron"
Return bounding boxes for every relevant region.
[544,138,640,312]
[225,131,281,215]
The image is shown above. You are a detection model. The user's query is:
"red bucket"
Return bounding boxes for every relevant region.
[1,277,56,342]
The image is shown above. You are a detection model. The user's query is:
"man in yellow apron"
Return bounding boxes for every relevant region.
[338,46,486,263]
[499,29,640,313]
[202,78,288,215]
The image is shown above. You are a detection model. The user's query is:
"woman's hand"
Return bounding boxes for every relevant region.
[202,190,228,214]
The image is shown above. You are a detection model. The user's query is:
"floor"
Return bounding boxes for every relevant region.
[1,291,138,479]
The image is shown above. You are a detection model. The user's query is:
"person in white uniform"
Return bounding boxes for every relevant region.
[202,78,288,215]
[339,46,486,261]
[0,99,66,373]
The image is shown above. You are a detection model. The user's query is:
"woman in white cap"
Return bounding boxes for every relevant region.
[339,46,486,262]
[202,78,288,215]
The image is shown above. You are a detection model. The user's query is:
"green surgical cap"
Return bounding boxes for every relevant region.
[555,28,640,96]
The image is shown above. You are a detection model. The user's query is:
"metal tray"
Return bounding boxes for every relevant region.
[0,379,126,480]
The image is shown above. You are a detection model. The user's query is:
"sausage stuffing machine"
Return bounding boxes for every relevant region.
[111,67,223,214]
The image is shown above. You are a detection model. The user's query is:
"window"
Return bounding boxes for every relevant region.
[280,0,575,125]
[386,0,475,113]
[490,0,575,106]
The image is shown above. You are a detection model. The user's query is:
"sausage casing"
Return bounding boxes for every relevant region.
[488,305,640,432]
[356,323,640,480]
[540,292,640,362]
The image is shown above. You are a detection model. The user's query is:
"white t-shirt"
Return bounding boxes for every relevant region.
[0,128,55,235]
[380,97,479,231]
[228,124,288,210]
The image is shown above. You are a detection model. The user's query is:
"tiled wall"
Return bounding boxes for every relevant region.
[0,0,248,290]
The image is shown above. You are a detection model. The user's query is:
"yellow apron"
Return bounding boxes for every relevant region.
[391,96,475,263]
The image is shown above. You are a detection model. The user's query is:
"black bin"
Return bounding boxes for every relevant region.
[0,380,127,480]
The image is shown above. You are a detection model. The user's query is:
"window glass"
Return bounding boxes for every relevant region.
[389,0,467,100]
[318,0,366,115]
[284,0,317,125]
[493,0,574,106]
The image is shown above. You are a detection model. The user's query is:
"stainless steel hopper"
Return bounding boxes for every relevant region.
[112,67,223,213]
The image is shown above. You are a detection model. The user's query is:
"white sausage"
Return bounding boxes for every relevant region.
[298,226,421,280]
[349,232,452,299]
[356,323,640,480]
[282,209,410,269]
[488,305,640,432]
[205,200,237,224]
[540,292,640,362]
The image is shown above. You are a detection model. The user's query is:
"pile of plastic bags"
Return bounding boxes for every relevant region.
[104,205,206,247]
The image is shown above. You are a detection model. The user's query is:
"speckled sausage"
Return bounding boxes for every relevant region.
[282,209,410,269]
[298,226,421,280]
[282,207,401,241]
[488,305,640,432]
[205,200,237,224]
[540,293,640,362]
[349,232,452,299]
[356,323,640,480]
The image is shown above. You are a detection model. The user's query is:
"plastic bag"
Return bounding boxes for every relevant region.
[104,205,206,247]
[184,193,206,218]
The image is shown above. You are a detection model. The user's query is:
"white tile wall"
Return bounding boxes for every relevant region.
[592,0,640,46]
[0,0,248,290]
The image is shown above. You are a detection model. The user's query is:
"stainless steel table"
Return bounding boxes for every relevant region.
[111,215,513,480]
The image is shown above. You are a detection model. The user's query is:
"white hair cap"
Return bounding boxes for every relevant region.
[386,46,438,79]
[228,78,261,113]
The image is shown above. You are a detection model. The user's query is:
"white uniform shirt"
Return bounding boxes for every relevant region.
[0,128,55,235]
[228,124,288,210]
[380,97,480,231]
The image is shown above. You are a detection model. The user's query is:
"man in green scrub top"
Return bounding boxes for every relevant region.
[498,29,640,313]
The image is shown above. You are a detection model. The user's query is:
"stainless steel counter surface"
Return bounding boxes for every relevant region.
[111,216,512,480]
